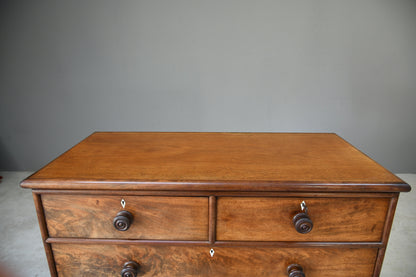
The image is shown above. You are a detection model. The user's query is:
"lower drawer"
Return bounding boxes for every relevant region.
[52,244,378,276]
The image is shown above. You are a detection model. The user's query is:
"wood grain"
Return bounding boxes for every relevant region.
[20,132,410,192]
[20,132,409,276]
[217,197,390,242]
[209,196,216,244]
[42,194,209,240]
[52,244,378,277]
[45,237,384,248]
[373,195,399,276]
[32,192,58,276]
[33,189,399,198]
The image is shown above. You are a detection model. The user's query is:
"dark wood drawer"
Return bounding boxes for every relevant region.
[52,244,378,276]
[217,197,390,241]
[42,195,209,240]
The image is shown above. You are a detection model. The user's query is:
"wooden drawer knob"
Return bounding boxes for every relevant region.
[113,211,133,231]
[293,201,313,234]
[287,264,305,277]
[293,212,313,234]
[121,261,139,277]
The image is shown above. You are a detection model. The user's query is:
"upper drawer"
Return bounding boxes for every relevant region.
[42,195,209,240]
[217,197,390,242]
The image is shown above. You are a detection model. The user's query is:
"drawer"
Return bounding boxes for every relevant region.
[42,195,208,240]
[217,197,390,241]
[52,244,377,276]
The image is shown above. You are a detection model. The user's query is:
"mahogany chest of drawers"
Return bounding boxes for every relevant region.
[21,132,411,276]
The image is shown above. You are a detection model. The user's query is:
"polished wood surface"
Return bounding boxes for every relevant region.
[217,197,389,242]
[20,133,410,276]
[52,244,378,277]
[32,193,58,276]
[21,132,410,192]
[373,195,399,276]
[42,195,209,240]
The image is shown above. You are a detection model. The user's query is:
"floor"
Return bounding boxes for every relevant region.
[0,171,415,277]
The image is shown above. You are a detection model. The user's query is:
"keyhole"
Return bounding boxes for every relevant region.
[121,199,126,209]
[210,249,215,257]
[301,201,306,211]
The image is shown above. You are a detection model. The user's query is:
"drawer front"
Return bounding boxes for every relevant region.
[42,195,208,240]
[217,197,390,241]
[52,244,377,276]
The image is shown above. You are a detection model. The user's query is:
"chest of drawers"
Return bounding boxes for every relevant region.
[21,132,410,276]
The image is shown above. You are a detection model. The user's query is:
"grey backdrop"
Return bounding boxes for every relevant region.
[1,0,416,172]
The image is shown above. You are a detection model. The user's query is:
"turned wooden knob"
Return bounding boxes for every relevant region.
[113,211,133,231]
[287,264,305,277]
[121,261,139,277]
[293,212,313,234]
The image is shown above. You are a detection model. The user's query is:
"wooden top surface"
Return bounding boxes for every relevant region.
[21,132,410,192]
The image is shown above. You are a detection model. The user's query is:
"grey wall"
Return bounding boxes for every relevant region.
[1,0,416,172]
